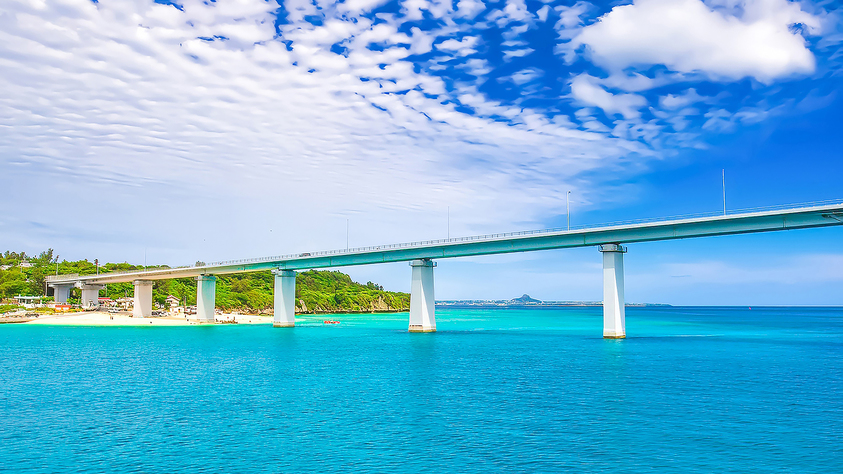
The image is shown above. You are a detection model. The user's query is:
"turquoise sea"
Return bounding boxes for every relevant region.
[1,307,841,472]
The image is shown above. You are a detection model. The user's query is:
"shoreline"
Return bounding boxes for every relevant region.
[19,311,274,326]
[8,309,411,326]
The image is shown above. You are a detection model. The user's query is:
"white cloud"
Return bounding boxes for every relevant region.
[501,68,543,85]
[488,0,532,28]
[536,5,550,23]
[455,0,485,19]
[0,0,651,268]
[570,74,647,119]
[340,0,392,14]
[502,48,534,60]
[436,36,479,56]
[624,252,843,305]
[409,27,435,55]
[600,72,678,92]
[660,88,706,110]
[555,2,591,29]
[574,0,821,83]
[648,254,843,285]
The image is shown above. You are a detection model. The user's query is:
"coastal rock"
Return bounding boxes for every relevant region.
[370,296,389,312]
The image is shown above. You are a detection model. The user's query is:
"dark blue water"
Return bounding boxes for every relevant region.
[1,307,841,472]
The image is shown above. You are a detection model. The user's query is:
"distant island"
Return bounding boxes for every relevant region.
[436,294,670,308]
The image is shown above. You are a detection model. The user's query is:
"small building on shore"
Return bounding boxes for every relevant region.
[116,297,133,310]
[14,295,43,308]
[166,295,183,314]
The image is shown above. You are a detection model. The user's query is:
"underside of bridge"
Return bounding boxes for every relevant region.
[49,246,629,337]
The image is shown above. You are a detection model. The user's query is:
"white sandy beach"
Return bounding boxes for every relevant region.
[24,311,274,326]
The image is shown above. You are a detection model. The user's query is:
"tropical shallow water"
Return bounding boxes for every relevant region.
[1,307,841,472]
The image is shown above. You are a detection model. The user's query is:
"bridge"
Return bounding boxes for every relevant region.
[47,202,843,338]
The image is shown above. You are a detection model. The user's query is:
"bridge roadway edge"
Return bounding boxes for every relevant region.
[47,204,843,285]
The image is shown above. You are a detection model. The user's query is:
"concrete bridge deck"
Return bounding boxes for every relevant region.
[47,202,843,337]
[48,202,843,285]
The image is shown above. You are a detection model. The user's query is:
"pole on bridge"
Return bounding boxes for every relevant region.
[599,244,627,339]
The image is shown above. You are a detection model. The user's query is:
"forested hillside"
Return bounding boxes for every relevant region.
[0,250,409,314]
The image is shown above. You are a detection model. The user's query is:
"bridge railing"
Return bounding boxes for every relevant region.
[204,199,843,268]
[49,199,843,281]
[46,265,200,282]
[47,273,78,283]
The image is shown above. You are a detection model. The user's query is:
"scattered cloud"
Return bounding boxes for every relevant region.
[573,0,820,83]
[436,36,480,56]
[660,88,706,110]
[0,0,653,264]
[455,0,485,20]
[570,74,647,119]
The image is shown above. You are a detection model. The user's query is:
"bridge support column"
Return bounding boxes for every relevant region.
[51,284,73,304]
[273,269,296,328]
[409,259,436,333]
[80,284,105,310]
[196,275,216,323]
[132,280,154,318]
[599,244,627,339]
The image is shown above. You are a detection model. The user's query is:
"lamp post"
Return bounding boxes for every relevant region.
[567,191,571,231]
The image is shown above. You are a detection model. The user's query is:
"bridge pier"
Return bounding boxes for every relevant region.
[196,275,216,323]
[273,269,296,328]
[599,244,627,339]
[409,259,436,332]
[132,280,153,318]
[79,283,105,310]
[51,284,73,304]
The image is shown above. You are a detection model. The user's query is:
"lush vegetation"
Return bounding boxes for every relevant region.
[0,304,22,314]
[0,250,409,314]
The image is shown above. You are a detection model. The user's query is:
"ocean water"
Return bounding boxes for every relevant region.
[1,307,841,473]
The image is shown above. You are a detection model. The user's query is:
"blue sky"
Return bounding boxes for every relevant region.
[2,0,842,304]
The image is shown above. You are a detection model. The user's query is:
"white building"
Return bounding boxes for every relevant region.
[14,295,43,308]
[166,295,183,314]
